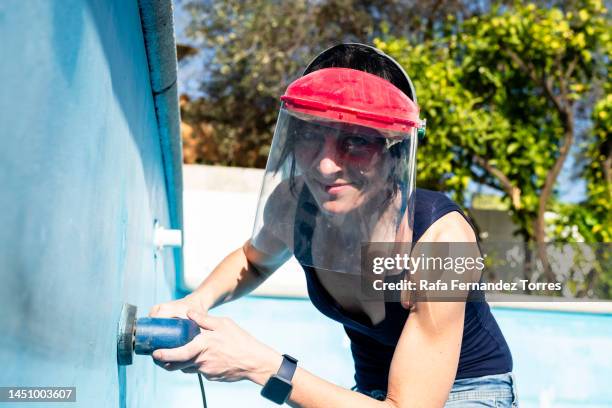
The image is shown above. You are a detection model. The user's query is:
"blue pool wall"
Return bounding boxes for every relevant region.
[0,1,182,407]
[495,307,612,407]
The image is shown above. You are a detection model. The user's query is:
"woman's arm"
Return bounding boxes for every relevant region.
[382,302,464,407]
[154,211,475,408]
[250,301,463,408]
[151,182,295,318]
[155,295,464,408]
[193,239,291,311]
[187,181,296,311]
[149,238,291,319]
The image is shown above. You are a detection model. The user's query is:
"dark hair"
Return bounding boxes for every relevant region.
[303,43,416,102]
[278,43,414,205]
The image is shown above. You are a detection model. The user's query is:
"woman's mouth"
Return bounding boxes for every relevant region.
[323,182,352,194]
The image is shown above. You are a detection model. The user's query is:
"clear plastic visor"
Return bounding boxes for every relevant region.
[251,107,418,275]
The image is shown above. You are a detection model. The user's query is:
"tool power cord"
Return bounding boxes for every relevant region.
[197,373,207,408]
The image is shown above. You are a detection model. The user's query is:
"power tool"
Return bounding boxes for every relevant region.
[116,303,208,406]
[117,303,200,365]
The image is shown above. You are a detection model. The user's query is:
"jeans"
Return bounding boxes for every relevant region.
[354,372,519,407]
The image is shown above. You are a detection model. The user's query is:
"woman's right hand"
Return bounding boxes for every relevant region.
[149,294,209,319]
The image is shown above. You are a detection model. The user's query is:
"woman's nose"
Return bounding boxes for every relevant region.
[316,137,342,175]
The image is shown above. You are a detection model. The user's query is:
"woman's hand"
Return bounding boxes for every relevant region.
[152,310,283,384]
[149,294,209,319]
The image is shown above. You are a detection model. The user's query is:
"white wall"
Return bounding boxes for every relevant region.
[182,164,308,297]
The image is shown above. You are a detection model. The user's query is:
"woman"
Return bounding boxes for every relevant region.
[150,43,519,407]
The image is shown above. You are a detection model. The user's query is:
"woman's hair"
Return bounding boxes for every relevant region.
[277,43,414,204]
[303,43,415,102]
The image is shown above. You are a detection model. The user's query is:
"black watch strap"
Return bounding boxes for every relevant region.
[277,354,298,381]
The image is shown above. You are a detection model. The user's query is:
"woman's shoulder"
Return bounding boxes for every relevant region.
[413,188,471,242]
[414,188,463,222]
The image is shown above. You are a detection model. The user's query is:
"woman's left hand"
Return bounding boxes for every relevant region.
[152,310,282,384]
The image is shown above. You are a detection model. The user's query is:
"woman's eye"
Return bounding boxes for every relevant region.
[344,136,371,149]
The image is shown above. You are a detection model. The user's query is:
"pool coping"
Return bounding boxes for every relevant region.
[487,294,612,314]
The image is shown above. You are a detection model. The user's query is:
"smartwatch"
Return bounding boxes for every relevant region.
[260,354,298,405]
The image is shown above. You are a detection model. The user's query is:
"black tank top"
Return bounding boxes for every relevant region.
[294,187,513,392]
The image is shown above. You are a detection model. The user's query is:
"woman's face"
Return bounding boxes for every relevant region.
[293,121,393,215]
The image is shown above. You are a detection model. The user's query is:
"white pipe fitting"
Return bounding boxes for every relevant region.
[154,223,183,248]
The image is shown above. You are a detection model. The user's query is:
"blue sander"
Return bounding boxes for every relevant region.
[117,303,200,366]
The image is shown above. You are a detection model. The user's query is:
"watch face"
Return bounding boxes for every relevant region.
[261,376,293,405]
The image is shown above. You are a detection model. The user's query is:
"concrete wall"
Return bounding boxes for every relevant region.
[470,208,522,242]
[0,1,180,406]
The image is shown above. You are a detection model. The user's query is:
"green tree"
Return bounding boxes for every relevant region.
[581,59,611,243]
[178,0,609,235]
[378,0,610,281]
[179,0,472,167]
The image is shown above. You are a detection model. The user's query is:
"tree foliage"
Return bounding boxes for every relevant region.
[377,0,610,289]
[179,2,609,237]
[177,0,610,295]
[180,0,471,167]
[378,0,610,240]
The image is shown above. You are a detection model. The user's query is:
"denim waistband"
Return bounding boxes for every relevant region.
[353,371,519,406]
[447,372,517,402]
